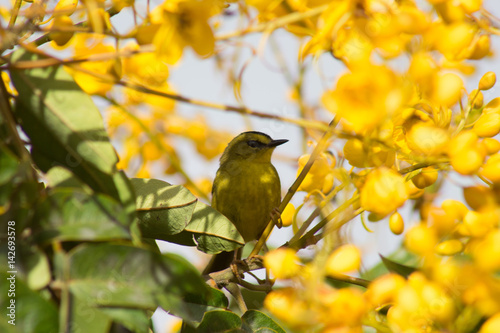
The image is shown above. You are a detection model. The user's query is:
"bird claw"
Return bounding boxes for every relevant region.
[230,260,245,281]
[270,207,282,228]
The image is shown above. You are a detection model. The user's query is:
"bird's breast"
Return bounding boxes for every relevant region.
[213,162,281,242]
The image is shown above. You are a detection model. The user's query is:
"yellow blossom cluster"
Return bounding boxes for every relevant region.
[134,0,222,64]
[264,246,366,332]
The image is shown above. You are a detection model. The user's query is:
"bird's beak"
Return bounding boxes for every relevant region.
[267,139,288,148]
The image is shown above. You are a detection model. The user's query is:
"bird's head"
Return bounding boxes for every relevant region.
[220,131,288,165]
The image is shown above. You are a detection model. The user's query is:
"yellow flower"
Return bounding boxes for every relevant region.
[388,272,456,330]
[300,0,355,59]
[448,131,485,175]
[430,72,464,107]
[406,123,449,156]
[433,22,477,61]
[473,113,500,138]
[264,248,301,279]
[319,288,366,329]
[441,199,469,221]
[137,0,220,64]
[481,138,500,155]
[469,89,484,108]
[248,0,328,36]
[297,153,335,193]
[405,223,438,255]
[281,203,296,227]
[458,0,483,14]
[463,185,496,211]
[123,44,169,86]
[65,35,121,96]
[480,314,500,333]
[125,81,176,110]
[343,139,394,168]
[461,208,499,237]
[141,141,162,161]
[366,273,406,306]
[411,167,439,189]
[480,153,500,183]
[264,288,313,328]
[483,97,500,114]
[360,167,408,216]
[325,244,361,275]
[408,52,437,82]
[323,66,406,133]
[472,230,500,272]
[53,0,78,17]
[435,239,464,256]
[49,15,75,48]
[469,34,491,60]
[451,148,484,175]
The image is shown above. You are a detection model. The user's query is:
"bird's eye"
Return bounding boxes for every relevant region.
[247,140,260,148]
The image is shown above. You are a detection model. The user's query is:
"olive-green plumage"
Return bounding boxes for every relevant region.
[203,131,287,274]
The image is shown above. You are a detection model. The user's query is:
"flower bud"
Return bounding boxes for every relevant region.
[405,224,438,255]
[481,138,500,155]
[411,167,438,189]
[480,313,500,333]
[480,153,500,183]
[478,71,496,91]
[389,211,404,235]
[49,15,74,47]
[473,112,500,137]
[469,89,483,108]
[360,167,408,216]
[326,244,361,275]
[264,248,301,279]
[435,239,464,256]
[281,204,296,227]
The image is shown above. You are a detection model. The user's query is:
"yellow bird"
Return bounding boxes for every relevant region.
[203,131,287,274]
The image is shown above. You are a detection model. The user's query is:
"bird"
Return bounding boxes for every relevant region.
[203,131,288,275]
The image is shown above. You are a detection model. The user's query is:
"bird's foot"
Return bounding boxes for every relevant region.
[230,260,245,281]
[270,207,282,228]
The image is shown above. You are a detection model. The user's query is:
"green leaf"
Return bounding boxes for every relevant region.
[362,248,419,280]
[35,188,131,243]
[380,254,417,278]
[131,178,244,253]
[66,243,210,324]
[177,287,229,323]
[241,310,286,333]
[45,166,89,190]
[99,308,150,332]
[131,178,198,237]
[241,289,266,310]
[21,247,51,290]
[187,202,244,254]
[0,145,18,185]
[0,272,59,333]
[156,230,197,247]
[195,310,242,333]
[63,294,111,333]
[9,50,134,216]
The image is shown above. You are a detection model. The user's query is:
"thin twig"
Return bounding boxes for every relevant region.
[216,4,327,40]
[250,117,339,256]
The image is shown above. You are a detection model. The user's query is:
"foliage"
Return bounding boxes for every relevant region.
[1,0,500,332]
